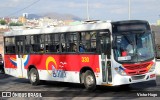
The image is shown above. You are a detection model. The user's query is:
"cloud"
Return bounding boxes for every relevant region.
[67,2,84,8]
[67,2,105,9]
[91,3,105,8]
[110,8,128,15]
[0,0,159,23]
[11,0,22,2]
[0,0,30,8]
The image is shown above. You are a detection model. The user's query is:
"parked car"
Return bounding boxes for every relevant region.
[0,54,4,74]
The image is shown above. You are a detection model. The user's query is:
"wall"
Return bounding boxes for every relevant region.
[0,33,3,55]
[156,60,160,75]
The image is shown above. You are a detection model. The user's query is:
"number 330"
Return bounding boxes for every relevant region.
[81,57,89,62]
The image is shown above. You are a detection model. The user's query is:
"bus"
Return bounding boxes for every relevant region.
[3,20,156,90]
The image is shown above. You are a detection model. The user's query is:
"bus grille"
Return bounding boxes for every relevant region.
[122,61,153,75]
[123,63,150,70]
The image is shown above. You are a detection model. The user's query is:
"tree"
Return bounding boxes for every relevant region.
[9,22,23,26]
[0,20,7,25]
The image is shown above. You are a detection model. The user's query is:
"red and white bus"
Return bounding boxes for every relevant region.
[3,20,156,90]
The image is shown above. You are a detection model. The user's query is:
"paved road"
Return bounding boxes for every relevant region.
[0,73,160,100]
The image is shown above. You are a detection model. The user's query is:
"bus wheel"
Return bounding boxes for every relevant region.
[120,84,130,89]
[29,68,40,85]
[84,70,96,91]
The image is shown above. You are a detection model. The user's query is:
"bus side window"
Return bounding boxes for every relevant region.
[69,43,77,52]
[25,45,31,53]
[79,31,97,53]
[56,44,63,52]
[5,45,16,54]
[49,45,57,52]
[32,44,40,53]
[4,37,16,54]
[99,30,111,58]
[79,45,85,52]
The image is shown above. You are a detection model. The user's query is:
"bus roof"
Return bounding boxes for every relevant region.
[4,22,112,37]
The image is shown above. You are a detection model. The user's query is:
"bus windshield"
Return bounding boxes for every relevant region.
[113,31,154,63]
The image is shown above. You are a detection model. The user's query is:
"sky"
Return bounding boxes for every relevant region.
[0,0,160,24]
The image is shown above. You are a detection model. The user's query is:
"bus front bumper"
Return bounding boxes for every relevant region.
[111,71,156,86]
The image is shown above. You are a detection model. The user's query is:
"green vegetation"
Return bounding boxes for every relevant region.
[9,22,23,26]
[0,20,7,25]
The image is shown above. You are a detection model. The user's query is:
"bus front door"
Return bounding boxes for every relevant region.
[99,31,112,84]
[16,37,25,78]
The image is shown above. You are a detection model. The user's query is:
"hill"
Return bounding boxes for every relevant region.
[28,12,81,21]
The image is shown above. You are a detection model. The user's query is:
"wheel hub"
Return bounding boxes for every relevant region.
[86,75,94,86]
[31,73,37,82]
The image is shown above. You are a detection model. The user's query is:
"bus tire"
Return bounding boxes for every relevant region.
[84,70,96,91]
[29,68,40,85]
[120,84,130,89]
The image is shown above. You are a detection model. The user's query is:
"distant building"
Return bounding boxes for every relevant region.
[151,25,160,58]
[18,16,26,24]
[0,25,8,29]
[10,18,19,23]
[23,13,28,19]
[157,20,160,26]
[4,18,10,24]
[68,21,83,25]
[39,17,65,27]
[151,25,160,44]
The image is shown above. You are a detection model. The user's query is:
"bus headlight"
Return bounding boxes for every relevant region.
[115,66,127,76]
[148,63,156,72]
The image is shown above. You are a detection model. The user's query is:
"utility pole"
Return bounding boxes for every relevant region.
[128,0,131,20]
[87,0,90,21]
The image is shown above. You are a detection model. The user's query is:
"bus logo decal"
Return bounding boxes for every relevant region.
[52,65,66,78]
[45,56,67,78]
[9,57,17,67]
[23,55,30,67]
[46,56,58,76]
[9,55,30,67]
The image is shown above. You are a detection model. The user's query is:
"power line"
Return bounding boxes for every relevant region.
[6,0,41,17]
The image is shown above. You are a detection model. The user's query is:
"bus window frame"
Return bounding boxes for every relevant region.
[44,33,61,54]
[4,36,16,54]
[4,29,111,55]
[97,29,111,57]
